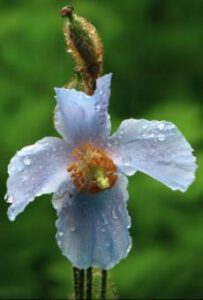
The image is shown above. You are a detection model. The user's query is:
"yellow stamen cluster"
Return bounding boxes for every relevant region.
[67,144,117,193]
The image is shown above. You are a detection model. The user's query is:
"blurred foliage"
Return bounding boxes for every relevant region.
[0,0,203,299]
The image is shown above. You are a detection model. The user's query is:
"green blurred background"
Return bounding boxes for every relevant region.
[0,0,203,298]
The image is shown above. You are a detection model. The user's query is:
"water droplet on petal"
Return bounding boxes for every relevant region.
[59,231,64,237]
[158,123,165,130]
[23,157,31,166]
[7,195,14,203]
[112,207,118,219]
[158,134,165,141]
[118,204,123,214]
[119,129,124,136]
[124,162,131,167]
[10,166,15,173]
[112,230,116,236]
[95,104,101,112]
[22,175,28,181]
[142,123,148,129]
[102,213,109,225]
[70,225,76,232]
[100,227,106,233]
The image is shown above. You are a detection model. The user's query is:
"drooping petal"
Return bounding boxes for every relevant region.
[54,74,112,147]
[6,137,70,221]
[52,174,132,270]
[109,119,197,192]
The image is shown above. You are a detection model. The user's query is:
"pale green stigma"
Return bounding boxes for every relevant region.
[92,167,110,190]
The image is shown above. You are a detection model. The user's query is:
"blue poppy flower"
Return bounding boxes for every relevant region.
[6,74,197,270]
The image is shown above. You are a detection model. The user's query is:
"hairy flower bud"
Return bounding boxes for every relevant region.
[61,6,103,95]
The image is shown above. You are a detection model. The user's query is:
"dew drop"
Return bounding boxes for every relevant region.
[95,104,101,112]
[18,165,24,172]
[112,230,116,236]
[22,175,28,181]
[10,166,16,173]
[112,208,118,220]
[158,123,165,130]
[7,195,14,203]
[100,227,106,233]
[59,231,64,237]
[70,225,76,232]
[142,124,148,129]
[124,162,131,167]
[102,213,109,225]
[118,204,124,214]
[158,134,165,141]
[23,157,31,166]
[119,129,124,136]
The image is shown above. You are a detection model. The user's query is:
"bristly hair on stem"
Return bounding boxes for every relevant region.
[73,267,85,300]
[73,267,80,300]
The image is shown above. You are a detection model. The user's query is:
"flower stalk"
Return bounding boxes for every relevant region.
[73,267,108,300]
[86,267,92,300]
[101,270,107,300]
[73,267,81,300]
[79,269,85,300]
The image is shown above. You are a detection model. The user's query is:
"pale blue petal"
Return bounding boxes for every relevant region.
[6,137,70,221]
[109,119,197,192]
[52,174,132,270]
[54,74,112,147]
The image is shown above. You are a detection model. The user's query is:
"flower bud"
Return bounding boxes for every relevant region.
[61,6,103,95]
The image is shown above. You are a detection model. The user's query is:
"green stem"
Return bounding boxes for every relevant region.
[79,269,85,300]
[86,267,92,299]
[101,270,107,300]
[73,267,80,300]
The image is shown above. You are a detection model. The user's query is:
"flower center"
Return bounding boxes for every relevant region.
[67,144,117,193]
